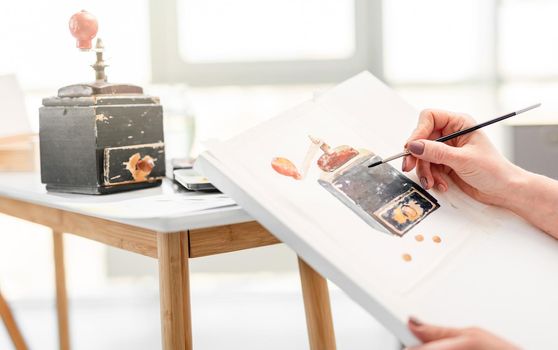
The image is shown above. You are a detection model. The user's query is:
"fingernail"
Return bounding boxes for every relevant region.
[401,157,407,171]
[408,141,424,155]
[437,183,447,192]
[409,316,423,327]
[420,177,428,189]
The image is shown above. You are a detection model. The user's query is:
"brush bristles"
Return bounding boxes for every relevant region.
[368,161,382,168]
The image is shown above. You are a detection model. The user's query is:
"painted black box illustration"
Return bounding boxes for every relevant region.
[272,137,439,236]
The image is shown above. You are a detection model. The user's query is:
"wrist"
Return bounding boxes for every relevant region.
[495,166,558,238]
[495,165,535,212]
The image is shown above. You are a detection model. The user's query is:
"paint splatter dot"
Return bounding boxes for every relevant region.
[415,234,424,242]
[402,253,412,262]
[432,235,442,243]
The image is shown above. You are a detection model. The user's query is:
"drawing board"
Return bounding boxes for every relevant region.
[196,72,558,348]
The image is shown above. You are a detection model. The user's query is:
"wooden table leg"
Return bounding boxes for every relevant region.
[298,257,336,350]
[53,230,71,350]
[0,290,28,350]
[157,232,192,350]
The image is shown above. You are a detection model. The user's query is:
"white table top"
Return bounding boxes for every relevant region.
[0,172,252,233]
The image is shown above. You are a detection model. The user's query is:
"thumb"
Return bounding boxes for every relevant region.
[408,318,463,343]
[407,140,465,169]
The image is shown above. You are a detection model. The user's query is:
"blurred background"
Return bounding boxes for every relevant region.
[1,0,557,349]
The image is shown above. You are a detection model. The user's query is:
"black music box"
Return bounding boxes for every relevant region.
[39,11,165,194]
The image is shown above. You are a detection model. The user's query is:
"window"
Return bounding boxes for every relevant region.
[383,0,494,84]
[497,0,558,111]
[382,0,558,90]
[498,0,558,80]
[149,0,383,85]
[178,0,356,63]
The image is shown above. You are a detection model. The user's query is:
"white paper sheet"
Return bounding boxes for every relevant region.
[196,72,558,348]
[67,193,236,219]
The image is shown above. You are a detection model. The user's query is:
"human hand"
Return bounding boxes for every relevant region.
[402,109,527,207]
[406,317,520,350]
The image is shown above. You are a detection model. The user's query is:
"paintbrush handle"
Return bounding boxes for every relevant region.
[368,103,541,168]
[435,103,540,143]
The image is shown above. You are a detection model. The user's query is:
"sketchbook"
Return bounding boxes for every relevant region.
[195,72,558,348]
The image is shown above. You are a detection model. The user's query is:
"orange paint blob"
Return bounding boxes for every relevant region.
[432,235,442,243]
[271,157,302,180]
[402,253,412,262]
[415,234,424,242]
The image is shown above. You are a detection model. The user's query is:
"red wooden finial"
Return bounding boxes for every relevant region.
[69,10,98,50]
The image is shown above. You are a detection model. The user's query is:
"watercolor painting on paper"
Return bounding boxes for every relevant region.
[271,135,439,236]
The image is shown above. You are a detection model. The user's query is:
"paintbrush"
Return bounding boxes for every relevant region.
[368,103,541,169]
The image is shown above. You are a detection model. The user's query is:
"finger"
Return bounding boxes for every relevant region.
[406,337,472,350]
[441,164,452,175]
[448,171,482,201]
[402,155,417,172]
[431,165,448,192]
[406,109,443,142]
[404,109,456,171]
[416,159,433,190]
[407,139,466,170]
[441,114,477,145]
[408,318,462,343]
[407,109,464,143]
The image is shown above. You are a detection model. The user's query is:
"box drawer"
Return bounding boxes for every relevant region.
[103,142,165,185]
